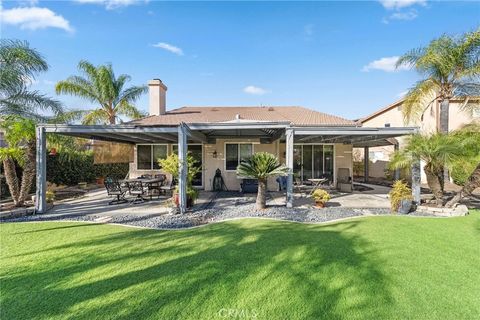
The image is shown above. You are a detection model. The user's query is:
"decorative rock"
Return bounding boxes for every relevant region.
[416,204,468,217]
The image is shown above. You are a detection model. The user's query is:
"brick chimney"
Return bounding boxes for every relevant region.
[148,79,167,115]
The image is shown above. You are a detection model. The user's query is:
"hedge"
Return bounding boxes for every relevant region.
[46,151,129,186]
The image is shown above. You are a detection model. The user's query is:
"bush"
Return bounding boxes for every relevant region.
[450,156,480,186]
[312,189,331,203]
[388,180,413,212]
[46,151,129,186]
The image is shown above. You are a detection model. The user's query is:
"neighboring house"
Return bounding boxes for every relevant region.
[358,98,480,182]
[35,79,416,213]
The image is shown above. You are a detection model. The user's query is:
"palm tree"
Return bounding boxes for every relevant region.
[55,60,147,124]
[396,29,480,130]
[0,39,63,119]
[0,117,37,207]
[446,124,480,207]
[389,133,467,206]
[236,152,289,210]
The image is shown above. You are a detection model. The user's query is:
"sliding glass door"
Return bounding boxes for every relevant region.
[293,144,334,183]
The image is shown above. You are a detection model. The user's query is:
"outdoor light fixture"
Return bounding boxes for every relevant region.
[212,150,217,158]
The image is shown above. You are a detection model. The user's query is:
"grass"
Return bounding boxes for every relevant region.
[1,212,479,320]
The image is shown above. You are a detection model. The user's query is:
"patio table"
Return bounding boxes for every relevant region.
[307,178,328,196]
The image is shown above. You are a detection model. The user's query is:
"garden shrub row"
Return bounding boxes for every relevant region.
[46,151,129,186]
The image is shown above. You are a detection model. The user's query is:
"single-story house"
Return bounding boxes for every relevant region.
[35,79,418,213]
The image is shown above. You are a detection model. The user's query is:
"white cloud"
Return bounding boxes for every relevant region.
[74,0,145,10]
[362,56,410,72]
[379,0,426,10]
[382,9,418,23]
[152,42,184,56]
[0,6,73,32]
[243,85,269,95]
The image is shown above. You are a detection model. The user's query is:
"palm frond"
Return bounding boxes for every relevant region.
[402,79,438,124]
[81,109,109,125]
[115,101,146,119]
[236,152,289,179]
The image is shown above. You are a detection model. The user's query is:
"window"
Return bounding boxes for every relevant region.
[136,144,168,170]
[225,143,253,170]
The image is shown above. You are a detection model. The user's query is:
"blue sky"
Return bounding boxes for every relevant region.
[1,0,479,120]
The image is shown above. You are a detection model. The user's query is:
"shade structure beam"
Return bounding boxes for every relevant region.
[285,128,294,208]
[35,126,47,213]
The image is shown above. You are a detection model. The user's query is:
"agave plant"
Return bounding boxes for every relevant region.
[396,29,480,129]
[236,152,289,210]
[56,60,147,124]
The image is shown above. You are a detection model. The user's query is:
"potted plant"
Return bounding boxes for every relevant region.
[389,180,414,214]
[158,153,201,209]
[312,189,331,208]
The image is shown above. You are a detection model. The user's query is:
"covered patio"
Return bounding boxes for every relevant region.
[35,122,418,214]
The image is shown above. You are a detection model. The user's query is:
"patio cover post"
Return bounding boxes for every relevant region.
[393,143,400,180]
[364,146,369,183]
[35,126,47,213]
[178,123,188,214]
[285,128,294,208]
[411,160,421,204]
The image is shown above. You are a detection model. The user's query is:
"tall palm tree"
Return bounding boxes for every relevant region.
[390,132,475,207]
[396,29,480,131]
[0,116,37,207]
[236,152,289,210]
[56,60,147,124]
[0,39,63,119]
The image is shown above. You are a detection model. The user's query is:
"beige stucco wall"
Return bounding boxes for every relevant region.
[359,99,479,182]
[129,140,352,191]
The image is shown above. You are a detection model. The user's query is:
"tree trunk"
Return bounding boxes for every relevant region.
[18,140,36,206]
[425,166,443,207]
[3,158,21,206]
[109,115,116,124]
[446,162,480,208]
[439,99,449,133]
[256,178,267,210]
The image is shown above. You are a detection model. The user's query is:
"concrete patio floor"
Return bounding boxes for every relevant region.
[45,183,390,220]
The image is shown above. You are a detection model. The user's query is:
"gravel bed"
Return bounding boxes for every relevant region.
[2,191,440,229]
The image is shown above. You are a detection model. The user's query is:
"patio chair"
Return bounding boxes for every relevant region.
[337,168,353,193]
[104,181,128,205]
[276,176,287,191]
[146,174,166,200]
[127,180,146,204]
[160,178,176,196]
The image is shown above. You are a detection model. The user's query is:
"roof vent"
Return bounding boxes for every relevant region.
[235,114,241,120]
[268,107,274,111]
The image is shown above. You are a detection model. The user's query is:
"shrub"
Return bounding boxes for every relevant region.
[46,151,129,186]
[312,189,331,203]
[450,156,480,186]
[389,180,413,211]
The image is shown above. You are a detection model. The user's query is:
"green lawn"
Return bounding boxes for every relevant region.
[1,212,479,320]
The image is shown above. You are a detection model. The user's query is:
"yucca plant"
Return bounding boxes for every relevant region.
[236,152,289,210]
[396,29,480,129]
[56,60,147,124]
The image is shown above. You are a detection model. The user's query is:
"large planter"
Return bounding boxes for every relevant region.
[315,201,326,208]
[96,177,105,185]
[173,194,194,209]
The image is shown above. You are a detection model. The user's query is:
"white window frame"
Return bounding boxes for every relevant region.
[136,144,168,171]
[224,143,254,172]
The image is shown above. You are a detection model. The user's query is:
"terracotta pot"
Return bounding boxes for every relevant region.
[174,194,194,208]
[315,201,325,208]
[96,177,105,185]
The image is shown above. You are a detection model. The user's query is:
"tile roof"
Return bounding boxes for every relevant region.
[129,106,355,126]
